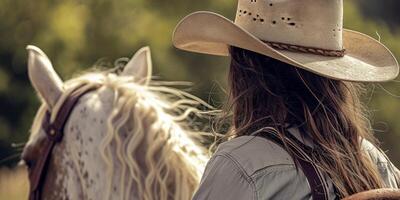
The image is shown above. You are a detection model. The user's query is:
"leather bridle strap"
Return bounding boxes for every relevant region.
[29,83,100,200]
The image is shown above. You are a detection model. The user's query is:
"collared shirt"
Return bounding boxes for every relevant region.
[192,128,400,200]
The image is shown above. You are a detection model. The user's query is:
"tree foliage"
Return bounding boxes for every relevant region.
[357,0,400,31]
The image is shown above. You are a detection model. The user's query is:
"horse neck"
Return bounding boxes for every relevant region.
[59,86,117,199]
[59,83,203,200]
[25,70,211,200]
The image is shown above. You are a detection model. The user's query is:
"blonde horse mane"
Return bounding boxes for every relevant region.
[31,71,212,200]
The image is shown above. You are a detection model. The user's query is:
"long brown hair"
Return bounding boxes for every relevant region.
[223,46,385,197]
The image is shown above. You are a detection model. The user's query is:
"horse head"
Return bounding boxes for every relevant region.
[22,45,209,200]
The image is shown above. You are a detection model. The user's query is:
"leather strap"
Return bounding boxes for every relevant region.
[256,131,328,200]
[263,40,346,57]
[29,83,100,200]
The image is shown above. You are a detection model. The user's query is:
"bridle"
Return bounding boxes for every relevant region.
[28,83,100,200]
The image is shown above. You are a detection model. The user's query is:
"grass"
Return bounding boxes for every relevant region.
[0,167,29,200]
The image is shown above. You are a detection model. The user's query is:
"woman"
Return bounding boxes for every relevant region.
[173,0,400,199]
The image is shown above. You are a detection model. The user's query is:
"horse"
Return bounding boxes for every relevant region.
[21,45,210,200]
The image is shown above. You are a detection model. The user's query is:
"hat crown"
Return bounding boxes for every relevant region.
[234,0,343,50]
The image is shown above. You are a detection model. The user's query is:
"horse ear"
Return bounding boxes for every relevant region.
[121,46,152,85]
[27,45,64,109]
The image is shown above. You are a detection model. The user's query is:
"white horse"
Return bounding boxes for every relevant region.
[21,46,210,200]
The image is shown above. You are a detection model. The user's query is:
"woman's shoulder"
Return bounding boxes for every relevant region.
[195,136,327,200]
[213,135,295,176]
[361,139,400,188]
[361,139,390,164]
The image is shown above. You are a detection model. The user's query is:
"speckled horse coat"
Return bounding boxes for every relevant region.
[22,46,209,200]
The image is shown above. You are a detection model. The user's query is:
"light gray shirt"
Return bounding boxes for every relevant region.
[192,128,400,200]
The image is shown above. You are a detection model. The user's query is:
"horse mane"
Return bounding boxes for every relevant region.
[31,71,212,200]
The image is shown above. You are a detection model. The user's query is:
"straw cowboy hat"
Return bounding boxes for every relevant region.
[172,0,399,82]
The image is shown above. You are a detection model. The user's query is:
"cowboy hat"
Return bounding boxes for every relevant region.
[172,0,399,82]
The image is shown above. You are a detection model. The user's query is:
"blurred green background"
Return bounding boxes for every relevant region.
[0,0,400,171]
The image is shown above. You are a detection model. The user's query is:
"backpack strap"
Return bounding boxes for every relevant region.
[256,131,329,200]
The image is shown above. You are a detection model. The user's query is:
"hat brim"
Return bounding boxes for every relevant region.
[173,11,399,82]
